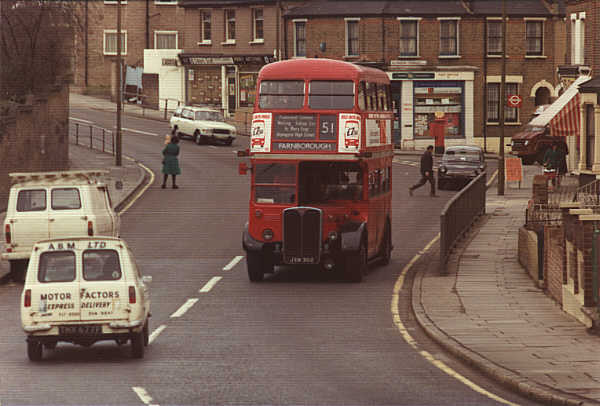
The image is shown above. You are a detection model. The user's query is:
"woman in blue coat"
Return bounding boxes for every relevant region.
[162,135,181,189]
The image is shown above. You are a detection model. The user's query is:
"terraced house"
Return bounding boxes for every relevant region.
[72,0,567,153]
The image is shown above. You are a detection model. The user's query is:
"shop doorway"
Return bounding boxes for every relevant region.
[228,76,236,113]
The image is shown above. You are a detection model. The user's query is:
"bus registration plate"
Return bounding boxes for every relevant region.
[288,257,316,264]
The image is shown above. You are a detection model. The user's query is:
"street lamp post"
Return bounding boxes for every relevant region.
[497,0,506,195]
[116,0,122,167]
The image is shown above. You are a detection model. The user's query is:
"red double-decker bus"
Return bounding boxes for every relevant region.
[239,58,393,282]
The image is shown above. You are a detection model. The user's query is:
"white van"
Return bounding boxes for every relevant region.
[2,170,120,278]
[21,237,151,360]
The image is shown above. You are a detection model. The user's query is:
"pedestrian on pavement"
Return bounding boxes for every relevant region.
[162,135,181,189]
[543,142,562,188]
[409,145,437,197]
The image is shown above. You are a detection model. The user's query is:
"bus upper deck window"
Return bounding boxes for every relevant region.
[259,80,304,109]
[308,81,354,110]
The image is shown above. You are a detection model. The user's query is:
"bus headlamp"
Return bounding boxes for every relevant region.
[262,228,274,241]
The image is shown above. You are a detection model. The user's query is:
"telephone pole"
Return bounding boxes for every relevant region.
[497,0,506,195]
[116,0,123,167]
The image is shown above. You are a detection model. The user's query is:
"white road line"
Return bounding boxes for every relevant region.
[132,387,157,405]
[149,324,167,344]
[391,234,520,406]
[170,298,199,318]
[69,117,94,124]
[122,127,158,136]
[223,255,244,271]
[200,276,222,293]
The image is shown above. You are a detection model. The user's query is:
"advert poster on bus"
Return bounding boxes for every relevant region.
[251,113,272,152]
[339,113,361,153]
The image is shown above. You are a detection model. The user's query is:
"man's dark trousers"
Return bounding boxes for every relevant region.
[410,172,436,195]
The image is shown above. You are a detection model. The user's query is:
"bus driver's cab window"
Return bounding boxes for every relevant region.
[299,162,363,204]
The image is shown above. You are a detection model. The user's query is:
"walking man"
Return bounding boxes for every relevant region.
[409,145,437,197]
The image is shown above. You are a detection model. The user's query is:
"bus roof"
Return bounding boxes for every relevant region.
[258,58,389,83]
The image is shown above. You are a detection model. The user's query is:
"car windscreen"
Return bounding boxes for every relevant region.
[83,250,122,281]
[308,81,355,110]
[38,251,76,283]
[195,111,224,122]
[254,163,296,204]
[259,80,305,110]
[443,150,481,163]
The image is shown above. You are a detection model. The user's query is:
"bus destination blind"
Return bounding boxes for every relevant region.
[274,114,317,140]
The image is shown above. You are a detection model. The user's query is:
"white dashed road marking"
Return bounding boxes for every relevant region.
[132,387,158,406]
[69,117,94,124]
[200,276,222,293]
[122,127,158,136]
[170,298,199,318]
[148,324,167,344]
[223,255,244,271]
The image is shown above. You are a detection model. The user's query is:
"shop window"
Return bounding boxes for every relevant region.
[526,20,543,56]
[239,72,258,107]
[414,81,463,139]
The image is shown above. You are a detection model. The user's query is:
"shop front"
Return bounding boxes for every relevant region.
[387,70,475,150]
[178,54,275,116]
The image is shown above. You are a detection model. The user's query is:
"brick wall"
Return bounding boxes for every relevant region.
[544,225,564,304]
[518,226,540,282]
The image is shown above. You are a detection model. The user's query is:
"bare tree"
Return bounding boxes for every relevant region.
[0,0,84,100]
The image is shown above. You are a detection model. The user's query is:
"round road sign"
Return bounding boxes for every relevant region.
[507,94,522,108]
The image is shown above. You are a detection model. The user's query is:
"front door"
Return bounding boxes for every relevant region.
[228,76,236,113]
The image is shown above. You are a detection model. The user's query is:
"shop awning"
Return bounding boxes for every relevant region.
[530,75,591,136]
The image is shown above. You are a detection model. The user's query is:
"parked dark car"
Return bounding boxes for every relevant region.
[437,145,486,190]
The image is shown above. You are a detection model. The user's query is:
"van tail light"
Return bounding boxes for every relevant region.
[4,224,10,244]
[87,221,94,236]
[128,286,136,304]
[24,289,31,307]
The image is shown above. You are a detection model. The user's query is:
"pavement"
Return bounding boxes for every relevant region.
[1,92,598,405]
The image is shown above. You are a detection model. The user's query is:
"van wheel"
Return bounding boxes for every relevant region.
[246,251,264,282]
[347,241,367,283]
[10,259,28,283]
[27,340,43,361]
[131,330,144,359]
[143,321,149,346]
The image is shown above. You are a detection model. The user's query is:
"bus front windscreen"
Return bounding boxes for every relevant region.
[299,162,363,204]
[254,163,297,204]
[259,80,305,110]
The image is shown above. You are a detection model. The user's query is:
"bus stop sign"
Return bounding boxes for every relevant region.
[507,94,522,108]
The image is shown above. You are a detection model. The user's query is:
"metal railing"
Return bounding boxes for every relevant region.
[575,179,600,208]
[439,172,487,274]
[70,121,115,155]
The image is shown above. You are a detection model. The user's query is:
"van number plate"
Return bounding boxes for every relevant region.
[59,325,101,335]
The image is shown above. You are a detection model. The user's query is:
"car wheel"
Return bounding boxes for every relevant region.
[246,251,264,282]
[43,341,57,350]
[131,330,144,359]
[27,340,43,361]
[225,139,233,146]
[346,240,367,283]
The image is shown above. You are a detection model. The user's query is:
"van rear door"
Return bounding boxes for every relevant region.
[10,188,50,253]
[48,187,88,238]
[79,247,129,322]
[30,249,80,324]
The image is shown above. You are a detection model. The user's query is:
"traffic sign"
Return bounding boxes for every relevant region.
[507,94,522,108]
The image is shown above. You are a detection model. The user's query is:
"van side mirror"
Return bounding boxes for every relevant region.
[239,162,249,175]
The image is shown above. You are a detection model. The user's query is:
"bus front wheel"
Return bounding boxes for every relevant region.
[246,251,265,282]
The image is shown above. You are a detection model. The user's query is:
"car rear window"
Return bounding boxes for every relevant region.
[51,188,81,210]
[16,189,46,212]
[38,251,76,283]
[83,250,122,281]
